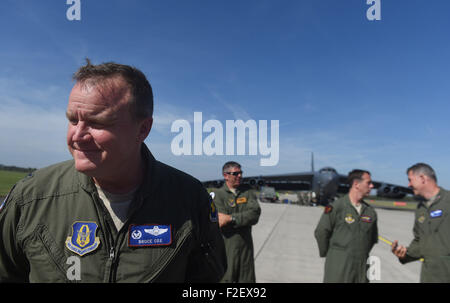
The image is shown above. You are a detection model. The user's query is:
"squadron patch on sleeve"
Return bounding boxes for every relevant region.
[324,205,333,214]
[65,222,100,256]
[209,193,218,223]
[0,197,7,213]
[0,184,16,214]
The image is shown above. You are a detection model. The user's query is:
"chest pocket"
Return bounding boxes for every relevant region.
[116,220,194,282]
[359,214,375,232]
[330,214,355,250]
[429,209,448,233]
[23,224,70,282]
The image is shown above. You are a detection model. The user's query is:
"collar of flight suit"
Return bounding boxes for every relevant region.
[422,187,448,209]
[75,143,158,216]
[343,194,368,216]
[221,183,243,196]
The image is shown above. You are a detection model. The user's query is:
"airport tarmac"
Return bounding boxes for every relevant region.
[252,202,422,283]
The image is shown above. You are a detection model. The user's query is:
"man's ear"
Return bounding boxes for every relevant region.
[138,117,153,142]
[419,174,427,184]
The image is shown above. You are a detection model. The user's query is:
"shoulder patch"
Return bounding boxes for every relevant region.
[324,205,333,214]
[209,194,218,222]
[66,221,101,256]
[0,184,17,213]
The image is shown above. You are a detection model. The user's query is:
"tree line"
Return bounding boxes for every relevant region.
[0,164,36,173]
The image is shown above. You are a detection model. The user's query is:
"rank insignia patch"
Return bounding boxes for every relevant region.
[128,225,172,247]
[66,222,100,256]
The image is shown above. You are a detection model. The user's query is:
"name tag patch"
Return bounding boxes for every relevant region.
[430,210,443,218]
[360,215,372,223]
[236,197,247,204]
[129,225,172,247]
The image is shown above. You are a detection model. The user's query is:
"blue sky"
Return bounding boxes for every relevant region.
[1,0,449,188]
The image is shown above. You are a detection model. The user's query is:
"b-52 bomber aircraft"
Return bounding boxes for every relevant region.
[202,154,413,205]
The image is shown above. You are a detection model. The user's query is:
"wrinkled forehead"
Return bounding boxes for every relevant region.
[75,77,131,106]
[66,79,130,123]
[67,77,132,117]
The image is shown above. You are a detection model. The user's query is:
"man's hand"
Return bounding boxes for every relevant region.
[391,240,407,259]
[218,213,232,228]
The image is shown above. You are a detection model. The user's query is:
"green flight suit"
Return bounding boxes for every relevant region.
[211,184,261,283]
[400,188,450,283]
[314,195,378,283]
[0,144,227,282]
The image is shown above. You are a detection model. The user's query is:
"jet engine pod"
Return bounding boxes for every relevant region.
[248,178,264,188]
[377,183,406,199]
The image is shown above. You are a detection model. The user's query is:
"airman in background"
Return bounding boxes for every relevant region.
[211,161,261,283]
[314,169,378,283]
[392,163,450,282]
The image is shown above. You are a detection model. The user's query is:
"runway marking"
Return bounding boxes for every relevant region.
[378,235,393,246]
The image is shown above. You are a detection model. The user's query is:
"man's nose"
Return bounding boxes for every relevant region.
[72,122,91,141]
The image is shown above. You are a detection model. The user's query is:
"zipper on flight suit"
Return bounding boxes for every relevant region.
[90,191,118,282]
[104,193,146,282]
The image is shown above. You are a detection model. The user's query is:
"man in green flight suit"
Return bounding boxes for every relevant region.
[391,163,450,282]
[314,169,378,283]
[0,59,226,282]
[211,161,261,283]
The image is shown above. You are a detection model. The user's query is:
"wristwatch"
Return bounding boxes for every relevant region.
[231,215,236,225]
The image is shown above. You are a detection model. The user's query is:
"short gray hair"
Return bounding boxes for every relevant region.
[222,161,241,174]
[407,163,437,183]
